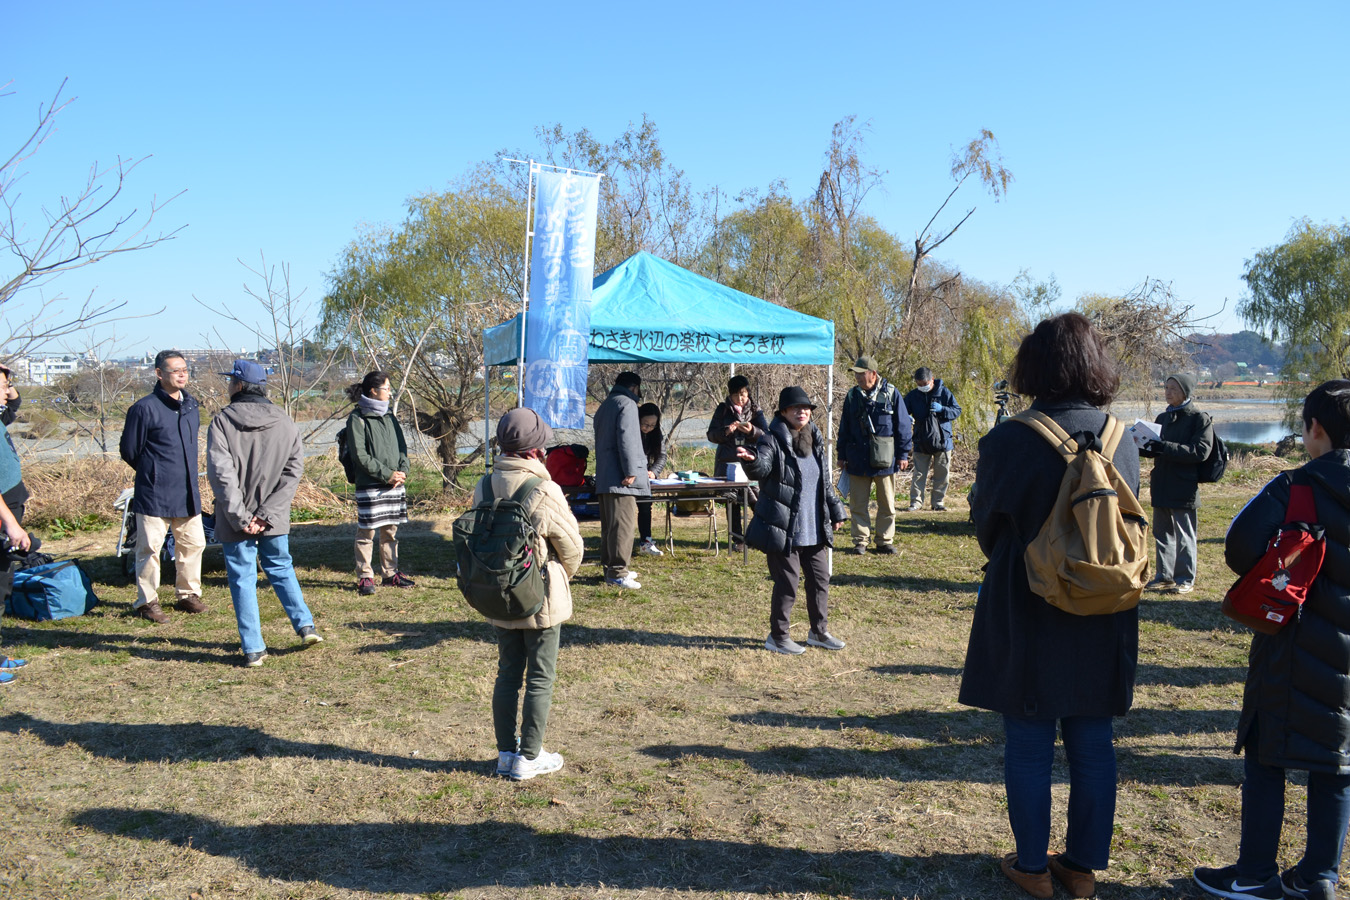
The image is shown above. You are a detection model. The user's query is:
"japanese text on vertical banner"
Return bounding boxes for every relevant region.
[522,170,600,430]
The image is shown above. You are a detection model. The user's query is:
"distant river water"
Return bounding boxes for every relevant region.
[1114,398,1293,446]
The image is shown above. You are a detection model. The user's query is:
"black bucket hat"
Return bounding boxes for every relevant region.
[777,386,817,412]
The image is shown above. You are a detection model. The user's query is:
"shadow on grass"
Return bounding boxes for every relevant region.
[1140,598,1243,631]
[831,573,980,593]
[641,736,1240,787]
[893,517,978,537]
[2,712,482,774]
[732,705,1241,741]
[873,663,963,677]
[1135,664,1246,687]
[352,618,492,653]
[72,809,1211,898]
[0,622,240,664]
[345,619,759,653]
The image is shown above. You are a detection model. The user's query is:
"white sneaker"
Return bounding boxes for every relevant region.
[638,540,664,557]
[496,751,517,777]
[807,630,846,650]
[510,749,564,781]
[908,502,923,512]
[605,573,642,589]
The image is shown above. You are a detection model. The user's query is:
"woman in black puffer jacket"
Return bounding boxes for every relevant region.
[1192,380,1350,900]
[959,313,1139,900]
[738,386,846,656]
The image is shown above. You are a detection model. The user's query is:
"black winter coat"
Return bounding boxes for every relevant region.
[959,400,1141,719]
[1228,451,1350,773]
[120,384,202,518]
[707,399,769,472]
[904,379,961,454]
[838,378,913,478]
[1140,403,1213,510]
[743,417,847,555]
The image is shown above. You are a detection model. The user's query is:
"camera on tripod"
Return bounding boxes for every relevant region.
[993,380,1013,426]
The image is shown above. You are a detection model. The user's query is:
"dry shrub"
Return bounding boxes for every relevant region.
[292,477,345,517]
[21,455,131,528]
[21,451,347,527]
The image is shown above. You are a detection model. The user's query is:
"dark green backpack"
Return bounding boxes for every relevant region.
[451,475,547,620]
[335,427,358,484]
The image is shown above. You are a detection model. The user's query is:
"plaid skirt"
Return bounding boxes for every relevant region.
[355,484,408,530]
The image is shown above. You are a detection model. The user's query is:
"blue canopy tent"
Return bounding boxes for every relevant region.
[481,251,839,470]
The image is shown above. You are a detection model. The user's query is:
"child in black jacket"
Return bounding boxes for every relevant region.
[1194,380,1350,900]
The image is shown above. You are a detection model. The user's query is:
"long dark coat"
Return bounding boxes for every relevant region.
[958,400,1141,719]
[120,384,202,518]
[1140,403,1214,510]
[743,416,846,555]
[1228,451,1350,773]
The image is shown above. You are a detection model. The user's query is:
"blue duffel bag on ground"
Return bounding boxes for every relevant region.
[6,559,99,621]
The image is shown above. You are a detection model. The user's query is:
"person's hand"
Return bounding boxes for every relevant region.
[390,470,407,486]
[3,520,30,553]
[621,475,636,487]
[736,421,754,434]
[647,470,655,479]
[899,459,911,471]
[734,447,756,461]
[832,521,844,531]
[245,516,269,535]
[931,402,944,414]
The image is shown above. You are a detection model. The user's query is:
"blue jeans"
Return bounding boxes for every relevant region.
[1237,721,1350,885]
[222,535,314,655]
[1003,715,1117,871]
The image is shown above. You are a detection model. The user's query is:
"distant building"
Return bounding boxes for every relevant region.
[23,356,82,385]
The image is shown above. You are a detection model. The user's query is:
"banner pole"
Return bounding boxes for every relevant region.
[517,161,537,409]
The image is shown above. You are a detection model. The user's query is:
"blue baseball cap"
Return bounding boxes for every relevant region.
[219,359,267,385]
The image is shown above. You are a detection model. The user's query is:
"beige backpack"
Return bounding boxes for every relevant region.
[1016,410,1150,615]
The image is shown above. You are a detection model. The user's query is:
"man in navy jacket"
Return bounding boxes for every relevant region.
[837,356,912,554]
[903,367,961,511]
[120,350,207,623]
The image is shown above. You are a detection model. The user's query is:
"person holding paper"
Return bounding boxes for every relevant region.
[707,375,768,551]
[1139,374,1214,594]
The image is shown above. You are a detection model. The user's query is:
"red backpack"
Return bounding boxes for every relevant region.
[545,444,588,487]
[1223,471,1326,634]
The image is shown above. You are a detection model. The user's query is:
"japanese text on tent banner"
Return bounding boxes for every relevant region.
[523,170,600,429]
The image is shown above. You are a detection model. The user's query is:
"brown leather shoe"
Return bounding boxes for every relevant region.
[1001,853,1053,899]
[1048,853,1096,898]
[175,595,207,614]
[136,601,169,624]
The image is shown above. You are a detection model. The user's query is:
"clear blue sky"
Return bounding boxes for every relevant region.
[6,1,1346,357]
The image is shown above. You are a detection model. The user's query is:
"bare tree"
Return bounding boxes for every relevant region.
[907,129,1013,303]
[198,254,354,420]
[53,333,143,453]
[1079,279,1208,400]
[1,79,183,356]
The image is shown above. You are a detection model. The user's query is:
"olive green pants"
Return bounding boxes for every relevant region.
[492,623,561,758]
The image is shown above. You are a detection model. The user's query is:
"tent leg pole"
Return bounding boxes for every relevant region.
[485,364,492,476]
[827,363,834,577]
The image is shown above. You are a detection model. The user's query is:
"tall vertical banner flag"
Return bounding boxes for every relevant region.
[522,170,600,429]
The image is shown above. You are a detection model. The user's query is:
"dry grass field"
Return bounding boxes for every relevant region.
[0,452,1315,900]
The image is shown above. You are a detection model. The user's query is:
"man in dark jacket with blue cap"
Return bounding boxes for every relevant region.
[120,350,207,623]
